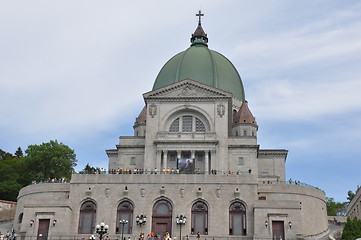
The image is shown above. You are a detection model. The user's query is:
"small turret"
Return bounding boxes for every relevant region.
[232,101,258,137]
[133,106,147,136]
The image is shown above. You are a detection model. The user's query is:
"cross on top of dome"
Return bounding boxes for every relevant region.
[191,10,208,46]
[196,10,204,25]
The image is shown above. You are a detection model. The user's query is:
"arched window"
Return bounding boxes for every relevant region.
[191,201,208,235]
[116,201,133,234]
[18,213,23,224]
[169,116,206,132]
[78,201,96,234]
[229,202,246,235]
[169,118,180,132]
[153,200,172,216]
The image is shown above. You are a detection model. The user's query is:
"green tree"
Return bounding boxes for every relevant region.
[83,163,95,173]
[0,149,13,160]
[0,142,77,201]
[342,217,361,240]
[0,149,24,201]
[14,147,24,158]
[24,140,77,181]
[347,190,356,202]
[326,197,347,216]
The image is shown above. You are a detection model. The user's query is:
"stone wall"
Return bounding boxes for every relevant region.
[347,186,361,219]
[14,174,327,240]
[0,200,16,221]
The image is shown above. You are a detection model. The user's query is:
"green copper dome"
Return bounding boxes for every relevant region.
[152,13,245,101]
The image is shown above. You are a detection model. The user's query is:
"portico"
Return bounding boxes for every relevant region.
[155,149,213,173]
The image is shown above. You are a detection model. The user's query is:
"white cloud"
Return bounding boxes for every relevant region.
[248,78,361,121]
[232,14,361,75]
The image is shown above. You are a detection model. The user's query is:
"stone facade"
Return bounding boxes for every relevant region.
[13,80,328,240]
[14,174,327,240]
[14,18,328,240]
[346,187,361,219]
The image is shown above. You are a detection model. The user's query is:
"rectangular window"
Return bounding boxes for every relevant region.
[197,154,203,161]
[182,116,193,132]
[170,154,176,161]
[238,157,244,166]
[130,157,136,165]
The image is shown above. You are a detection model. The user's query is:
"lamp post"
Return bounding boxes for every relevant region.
[95,222,109,240]
[119,219,128,240]
[136,215,147,226]
[176,215,186,240]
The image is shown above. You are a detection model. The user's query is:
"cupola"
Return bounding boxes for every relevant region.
[152,11,245,101]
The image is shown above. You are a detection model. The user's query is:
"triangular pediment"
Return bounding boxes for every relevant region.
[143,79,232,100]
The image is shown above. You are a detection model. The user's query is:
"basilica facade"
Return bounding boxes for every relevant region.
[14,13,328,240]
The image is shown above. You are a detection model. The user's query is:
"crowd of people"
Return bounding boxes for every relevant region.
[260,178,303,185]
[101,231,196,240]
[0,230,16,240]
[82,168,253,176]
[288,178,302,185]
[31,177,69,185]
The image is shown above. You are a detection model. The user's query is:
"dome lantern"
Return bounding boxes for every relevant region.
[191,10,208,46]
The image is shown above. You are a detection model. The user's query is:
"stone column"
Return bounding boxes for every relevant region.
[191,150,195,159]
[163,150,168,170]
[210,150,216,172]
[156,150,162,171]
[177,150,181,159]
[204,150,209,174]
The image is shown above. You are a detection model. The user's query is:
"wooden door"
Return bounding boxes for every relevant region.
[37,219,50,240]
[152,218,171,239]
[272,221,285,240]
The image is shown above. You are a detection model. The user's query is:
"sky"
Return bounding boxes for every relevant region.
[1,0,360,203]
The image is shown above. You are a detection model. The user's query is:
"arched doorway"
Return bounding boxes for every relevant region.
[152,200,172,239]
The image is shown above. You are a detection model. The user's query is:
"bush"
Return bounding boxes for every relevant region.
[342,217,361,240]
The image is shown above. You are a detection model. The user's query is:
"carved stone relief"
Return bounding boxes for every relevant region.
[140,188,145,197]
[180,188,185,198]
[217,104,225,118]
[179,86,197,96]
[149,103,157,118]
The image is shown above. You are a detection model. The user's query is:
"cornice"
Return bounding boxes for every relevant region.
[106,151,118,156]
[154,140,219,145]
[228,145,259,149]
[116,145,146,149]
[145,96,230,102]
[144,79,232,100]
[258,150,288,156]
